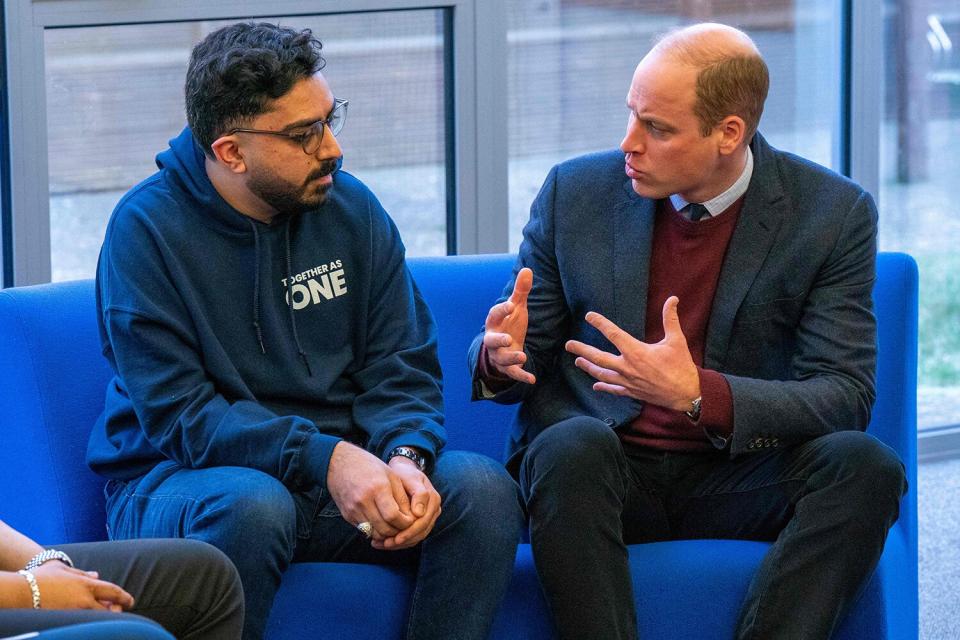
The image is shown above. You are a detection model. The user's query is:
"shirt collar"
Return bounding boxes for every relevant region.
[669,145,754,218]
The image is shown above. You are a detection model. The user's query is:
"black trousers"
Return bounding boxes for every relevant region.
[520,416,907,640]
[0,538,243,640]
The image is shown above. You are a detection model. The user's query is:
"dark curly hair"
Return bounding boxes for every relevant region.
[185,22,326,156]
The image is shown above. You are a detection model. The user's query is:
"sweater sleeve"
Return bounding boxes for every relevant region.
[696,367,735,446]
[95,209,340,491]
[348,200,446,470]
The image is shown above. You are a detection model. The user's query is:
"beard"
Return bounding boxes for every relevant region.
[246,158,339,216]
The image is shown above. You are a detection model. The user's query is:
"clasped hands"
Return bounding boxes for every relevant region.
[483,267,700,411]
[326,442,441,550]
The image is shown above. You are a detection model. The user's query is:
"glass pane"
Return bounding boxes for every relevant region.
[507,0,841,250]
[45,11,448,282]
[879,1,960,430]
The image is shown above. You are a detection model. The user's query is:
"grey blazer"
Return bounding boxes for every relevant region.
[469,133,878,471]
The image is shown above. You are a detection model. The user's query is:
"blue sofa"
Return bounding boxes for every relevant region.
[0,252,918,639]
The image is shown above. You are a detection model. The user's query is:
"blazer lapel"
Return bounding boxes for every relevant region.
[705,135,786,369]
[612,180,656,342]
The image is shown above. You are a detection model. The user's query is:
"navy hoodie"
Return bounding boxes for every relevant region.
[87,128,446,491]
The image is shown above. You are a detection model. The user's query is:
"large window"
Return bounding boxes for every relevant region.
[506,0,841,249]
[879,0,960,431]
[45,11,449,282]
[6,0,960,433]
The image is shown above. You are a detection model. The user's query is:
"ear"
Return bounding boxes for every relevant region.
[716,115,747,156]
[210,135,247,174]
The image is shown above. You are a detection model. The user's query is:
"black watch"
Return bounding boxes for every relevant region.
[388,446,427,472]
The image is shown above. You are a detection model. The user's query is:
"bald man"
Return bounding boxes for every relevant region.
[469,23,906,640]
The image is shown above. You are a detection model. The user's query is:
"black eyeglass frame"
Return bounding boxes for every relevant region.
[225,98,348,154]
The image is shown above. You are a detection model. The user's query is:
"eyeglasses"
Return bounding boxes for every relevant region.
[227,98,348,155]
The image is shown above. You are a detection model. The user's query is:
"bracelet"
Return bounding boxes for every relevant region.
[17,569,41,609]
[24,549,74,571]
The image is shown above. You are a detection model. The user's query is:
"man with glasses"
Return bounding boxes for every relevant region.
[88,22,523,640]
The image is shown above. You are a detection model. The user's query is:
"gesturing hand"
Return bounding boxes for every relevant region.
[483,267,536,384]
[32,561,134,611]
[373,457,442,551]
[565,296,700,411]
[326,442,416,541]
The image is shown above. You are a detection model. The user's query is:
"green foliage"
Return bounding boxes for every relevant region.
[916,253,960,386]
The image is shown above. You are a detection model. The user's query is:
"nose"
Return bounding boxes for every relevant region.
[620,113,645,155]
[318,125,342,159]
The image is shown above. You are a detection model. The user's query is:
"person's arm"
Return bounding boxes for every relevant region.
[347,204,446,470]
[342,202,445,547]
[96,211,341,492]
[468,164,572,403]
[0,520,44,571]
[723,190,878,453]
[0,520,133,610]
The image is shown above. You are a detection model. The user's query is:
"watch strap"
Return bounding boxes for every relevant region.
[25,549,74,571]
[388,446,427,472]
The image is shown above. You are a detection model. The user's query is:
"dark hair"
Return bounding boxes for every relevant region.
[185,22,326,155]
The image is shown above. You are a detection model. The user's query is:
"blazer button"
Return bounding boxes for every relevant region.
[747,441,755,449]
[603,417,616,427]
[772,438,779,447]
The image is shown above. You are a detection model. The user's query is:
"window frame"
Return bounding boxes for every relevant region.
[2,0,510,286]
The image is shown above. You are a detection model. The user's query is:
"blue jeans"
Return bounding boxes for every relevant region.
[105,450,524,640]
[520,416,907,640]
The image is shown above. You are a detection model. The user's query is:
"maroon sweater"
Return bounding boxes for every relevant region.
[618,198,740,451]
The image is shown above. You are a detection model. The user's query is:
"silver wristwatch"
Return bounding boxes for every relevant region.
[685,396,702,421]
[24,549,74,571]
[388,446,427,472]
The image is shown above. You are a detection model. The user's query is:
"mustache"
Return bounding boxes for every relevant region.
[307,159,340,182]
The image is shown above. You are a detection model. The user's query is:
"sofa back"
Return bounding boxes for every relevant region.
[0,253,917,549]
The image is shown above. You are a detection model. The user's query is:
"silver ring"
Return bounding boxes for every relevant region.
[357,521,373,539]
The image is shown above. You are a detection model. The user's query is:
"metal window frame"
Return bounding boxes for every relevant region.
[846,0,882,198]
[2,0,509,285]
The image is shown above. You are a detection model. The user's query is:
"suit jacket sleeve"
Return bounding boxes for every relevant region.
[725,190,878,455]
[468,164,572,404]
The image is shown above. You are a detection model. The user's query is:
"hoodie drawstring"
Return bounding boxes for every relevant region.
[285,221,313,377]
[250,220,266,354]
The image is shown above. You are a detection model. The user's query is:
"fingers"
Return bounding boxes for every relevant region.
[502,364,536,385]
[509,268,533,306]
[572,356,621,385]
[565,339,620,372]
[583,312,633,352]
[592,381,631,397]
[373,488,414,533]
[484,300,515,330]
[484,333,535,384]
[390,472,413,518]
[483,331,522,359]
[391,485,442,549]
[90,580,135,609]
[661,296,684,340]
[406,475,432,519]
